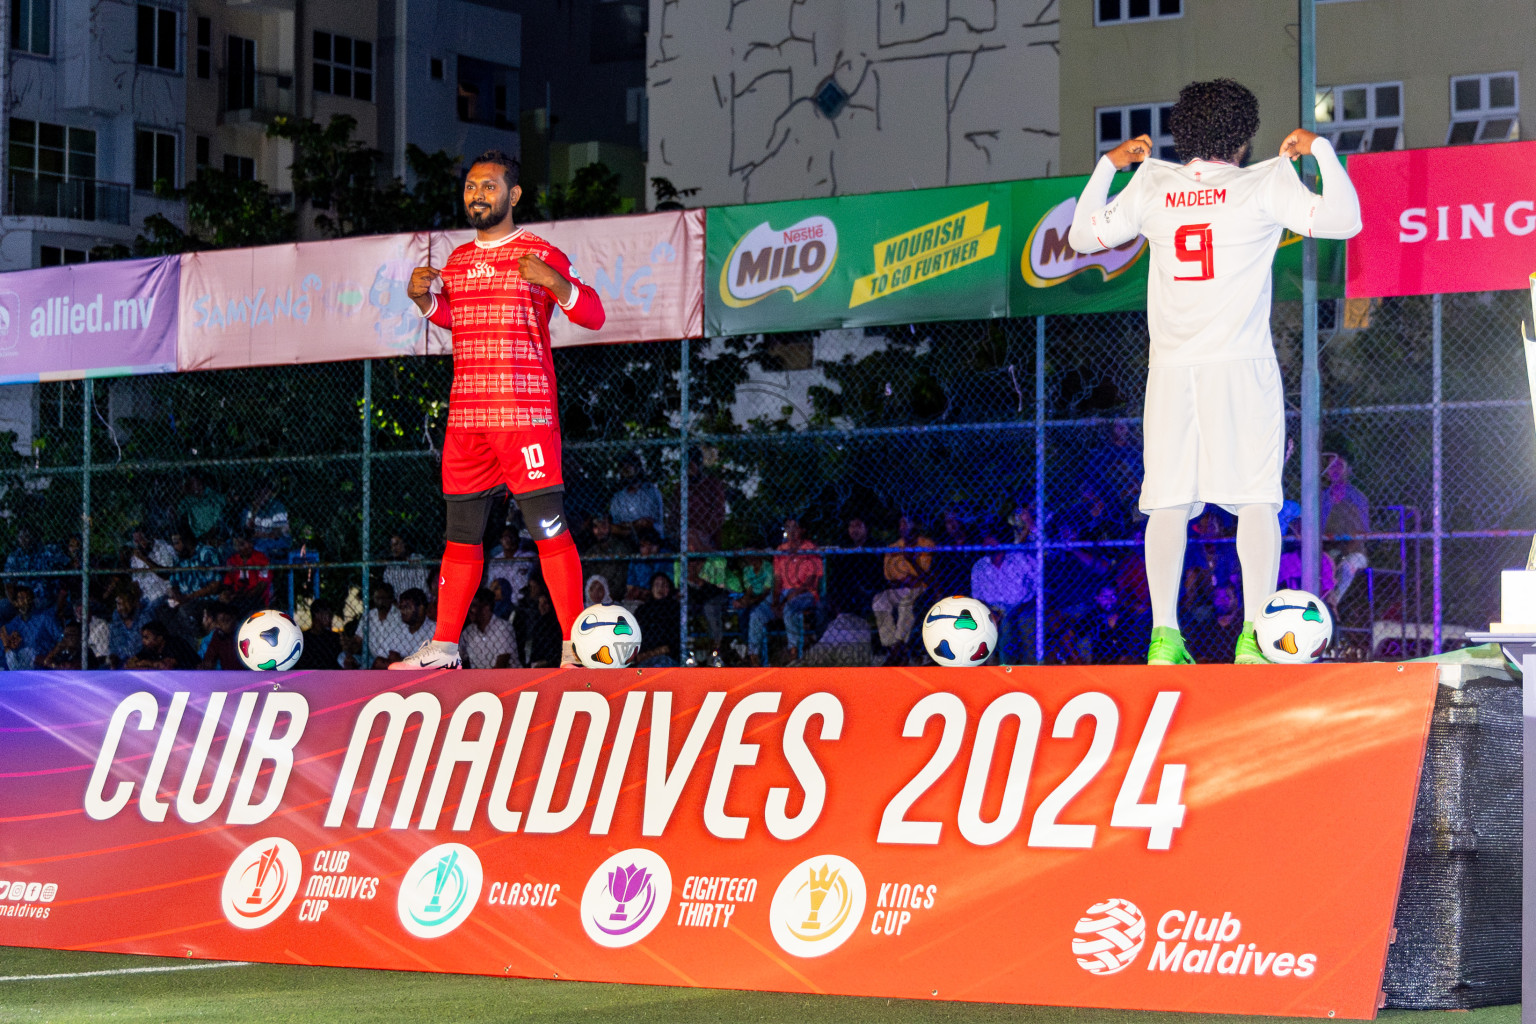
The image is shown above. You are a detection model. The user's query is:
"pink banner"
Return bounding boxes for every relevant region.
[430,209,705,348]
[1347,140,1536,299]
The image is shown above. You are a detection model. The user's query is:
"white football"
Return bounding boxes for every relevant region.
[1253,589,1334,664]
[920,595,998,667]
[237,609,304,671]
[570,603,642,668]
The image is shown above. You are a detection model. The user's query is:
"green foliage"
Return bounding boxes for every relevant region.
[651,176,699,211]
[132,171,296,254]
[543,162,623,220]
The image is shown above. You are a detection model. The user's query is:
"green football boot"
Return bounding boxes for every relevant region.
[1233,622,1267,665]
[1147,626,1195,666]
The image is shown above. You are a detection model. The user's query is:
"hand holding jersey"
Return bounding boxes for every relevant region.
[1067,79,1363,664]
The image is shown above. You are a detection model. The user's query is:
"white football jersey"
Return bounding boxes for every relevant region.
[1069,139,1361,367]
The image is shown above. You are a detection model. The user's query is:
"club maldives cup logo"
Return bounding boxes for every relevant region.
[768,854,867,957]
[221,837,303,929]
[719,216,838,308]
[1073,898,1146,975]
[580,848,673,948]
[397,843,483,939]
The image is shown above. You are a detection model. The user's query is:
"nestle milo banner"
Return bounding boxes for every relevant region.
[706,184,1009,335]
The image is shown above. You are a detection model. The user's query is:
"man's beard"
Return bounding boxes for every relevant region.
[466,194,510,229]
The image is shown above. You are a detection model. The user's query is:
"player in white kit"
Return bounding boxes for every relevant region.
[1068,79,1362,664]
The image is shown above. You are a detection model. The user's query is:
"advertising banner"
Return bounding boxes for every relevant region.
[0,664,1434,1017]
[706,184,1010,336]
[0,256,179,384]
[177,233,435,371]
[1346,140,1536,299]
[430,208,705,349]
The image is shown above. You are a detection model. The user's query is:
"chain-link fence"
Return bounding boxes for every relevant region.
[0,290,1527,669]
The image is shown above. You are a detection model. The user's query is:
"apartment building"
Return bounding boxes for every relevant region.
[1059,0,1534,174]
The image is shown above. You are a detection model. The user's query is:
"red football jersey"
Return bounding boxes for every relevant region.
[424,228,605,431]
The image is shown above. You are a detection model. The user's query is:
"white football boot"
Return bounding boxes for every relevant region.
[388,639,462,670]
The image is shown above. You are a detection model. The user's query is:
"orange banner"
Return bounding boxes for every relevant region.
[0,664,1436,1017]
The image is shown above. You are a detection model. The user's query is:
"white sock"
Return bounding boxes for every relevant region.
[1145,505,1193,631]
[1235,505,1282,626]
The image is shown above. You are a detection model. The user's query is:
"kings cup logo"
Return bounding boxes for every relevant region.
[580,848,673,948]
[768,854,866,957]
[397,843,482,939]
[221,837,302,929]
[1073,897,1146,974]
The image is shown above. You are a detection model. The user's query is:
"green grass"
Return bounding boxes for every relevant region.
[0,947,1518,1024]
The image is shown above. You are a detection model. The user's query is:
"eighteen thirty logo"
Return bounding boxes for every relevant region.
[1020,196,1146,289]
[1073,897,1146,975]
[221,837,302,930]
[397,843,483,939]
[580,848,672,948]
[768,855,866,958]
[719,216,838,308]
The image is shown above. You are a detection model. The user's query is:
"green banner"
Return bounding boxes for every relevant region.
[705,183,1010,336]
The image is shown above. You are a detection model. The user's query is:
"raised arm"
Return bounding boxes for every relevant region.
[1267,131,1362,240]
[409,264,454,328]
[520,249,606,331]
[1069,135,1151,254]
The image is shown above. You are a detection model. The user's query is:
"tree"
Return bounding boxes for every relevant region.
[120,171,296,256]
[651,176,699,211]
[543,162,624,220]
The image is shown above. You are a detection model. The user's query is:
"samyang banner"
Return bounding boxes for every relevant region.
[430,208,705,349]
[0,256,179,384]
[0,665,1434,1017]
[1346,139,1536,298]
[706,184,1010,336]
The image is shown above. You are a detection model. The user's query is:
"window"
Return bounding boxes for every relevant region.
[313,31,373,101]
[1314,82,1402,153]
[10,0,49,55]
[195,135,210,168]
[223,154,254,180]
[136,5,178,71]
[1096,0,1181,24]
[430,57,443,80]
[226,35,255,111]
[10,118,96,180]
[196,17,211,79]
[39,246,86,267]
[134,129,176,190]
[1448,72,1519,144]
[456,55,517,129]
[1096,103,1178,163]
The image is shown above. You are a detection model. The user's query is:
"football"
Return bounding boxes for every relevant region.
[920,595,998,666]
[1253,589,1334,664]
[570,603,642,668]
[236,609,304,671]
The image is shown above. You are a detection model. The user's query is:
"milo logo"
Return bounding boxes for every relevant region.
[719,216,838,308]
[1020,196,1145,288]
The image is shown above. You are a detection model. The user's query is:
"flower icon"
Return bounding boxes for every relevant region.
[607,864,652,922]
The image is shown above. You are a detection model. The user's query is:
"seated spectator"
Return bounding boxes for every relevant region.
[383,534,432,601]
[108,583,153,668]
[489,577,517,620]
[609,453,666,540]
[200,603,243,670]
[971,527,1041,666]
[825,516,884,624]
[802,602,874,667]
[224,530,273,613]
[127,621,199,670]
[1188,584,1245,664]
[579,513,633,602]
[1321,452,1370,605]
[41,621,97,669]
[1064,479,1130,544]
[1181,508,1240,625]
[1,584,61,670]
[178,471,227,542]
[484,525,535,601]
[585,575,613,607]
[683,448,726,550]
[926,509,973,600]
[724,553,773,662]
[1086,420,1145,516]
[748,518,822,666]
[1278,502,1336,596]
[7,524,64,610]
[624,529,675,602]
[1077,584,1150,665]
[241,480,292,559]
[684,552,729,660]
[169,529,224,605]
[462,588,518,669]
[521,578,563,668]
[365,582,405,667]
[297,599,345,670]
[634,573,682,667]
[127,525,177,609]
[873,514,935,654]
[375,587,434,667]
[337,621,364,670]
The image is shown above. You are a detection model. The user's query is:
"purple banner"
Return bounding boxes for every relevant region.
[0,257,179,384]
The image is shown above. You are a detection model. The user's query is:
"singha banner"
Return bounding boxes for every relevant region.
[0,666,1434,1018]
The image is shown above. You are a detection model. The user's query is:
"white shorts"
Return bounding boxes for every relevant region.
[1139,358,1284,517]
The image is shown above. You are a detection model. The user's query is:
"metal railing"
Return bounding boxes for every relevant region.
[5,172,130,224]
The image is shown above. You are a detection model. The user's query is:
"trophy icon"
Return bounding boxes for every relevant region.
[424,849,459,916]
[247,845,279,906]
[800,864,840,931]
[608,864,652,922]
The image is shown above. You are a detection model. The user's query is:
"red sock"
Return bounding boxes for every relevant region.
[534,532,584,639]
[432,541,483,645]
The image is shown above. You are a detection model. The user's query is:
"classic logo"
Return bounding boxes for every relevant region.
[1020,196,1146,288]
[397,843,483,939]
[580,848,672,948]
[719,216,838,308]
[768,854,866,958]
[221,837,303,930]
[1073,897,1146,975]
[849,202,1001,307]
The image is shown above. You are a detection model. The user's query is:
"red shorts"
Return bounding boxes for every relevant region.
[442,425,564,499]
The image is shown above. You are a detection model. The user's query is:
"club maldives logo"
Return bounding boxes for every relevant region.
[719,215,838,308]
[397,843,483,939]
[580,849,672,948]
[1020,196,1146,289]
[768,855,866,958]
[1073,898,1146,975]
[221,837,303,930]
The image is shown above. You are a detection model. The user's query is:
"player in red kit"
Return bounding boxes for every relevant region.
[394,150,605,669]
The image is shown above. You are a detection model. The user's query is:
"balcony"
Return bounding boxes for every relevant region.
[219,70,296,125]
[5,172,130,224]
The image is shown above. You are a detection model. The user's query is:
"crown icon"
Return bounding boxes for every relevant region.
[800,863,840,931]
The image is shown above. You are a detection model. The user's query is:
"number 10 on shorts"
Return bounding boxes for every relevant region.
[522,443,546,480]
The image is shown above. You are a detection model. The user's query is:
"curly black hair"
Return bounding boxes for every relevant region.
[1167,79,1260,163]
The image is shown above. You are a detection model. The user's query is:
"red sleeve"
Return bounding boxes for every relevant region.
[425,290,453,329]
[542,246,606,331]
